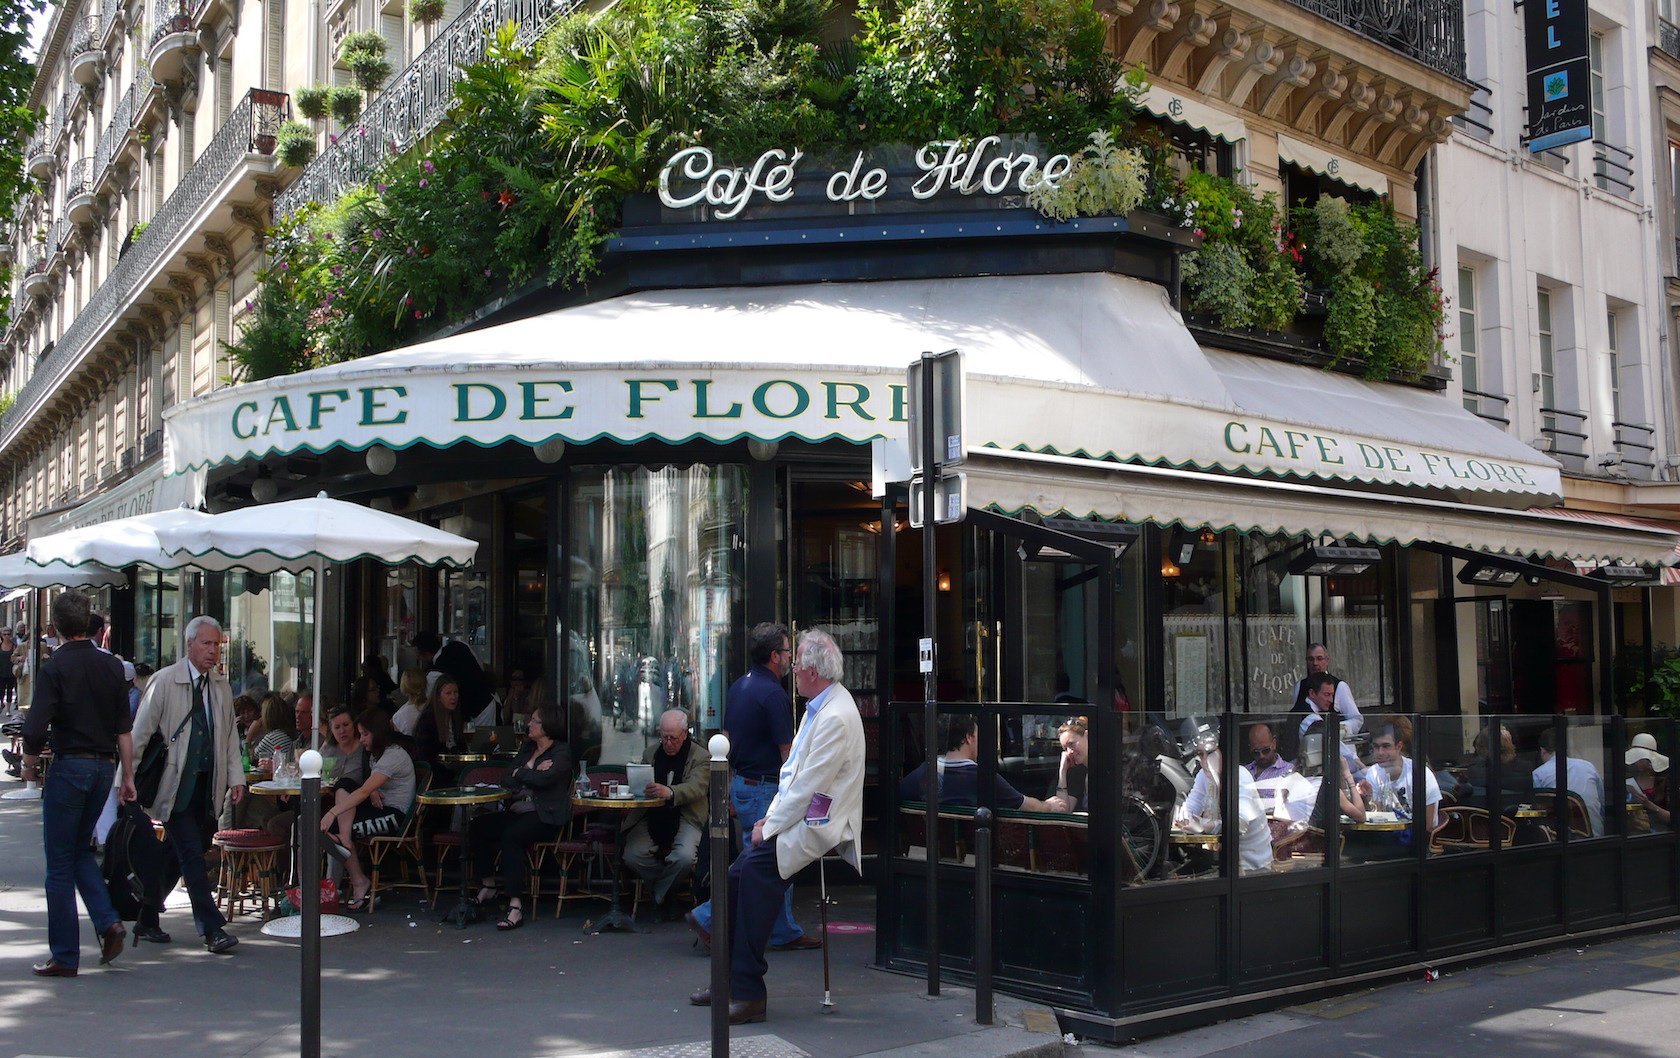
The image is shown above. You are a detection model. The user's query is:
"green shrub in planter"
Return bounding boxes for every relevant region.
[409,0,446,25]
[329,85,363,124]
[349,51,392,92]
[338,31,387,60]
[295,84,331,121]
[276,121,317,167]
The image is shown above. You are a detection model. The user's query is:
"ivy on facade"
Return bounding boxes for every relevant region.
[230,0,1445,382]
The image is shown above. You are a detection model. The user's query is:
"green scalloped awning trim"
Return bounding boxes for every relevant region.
[161,545,474,569]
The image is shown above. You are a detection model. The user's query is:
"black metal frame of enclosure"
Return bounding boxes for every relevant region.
[875,511,1680,1043]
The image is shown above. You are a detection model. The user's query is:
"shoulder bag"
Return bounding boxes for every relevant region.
[135,708,194,806]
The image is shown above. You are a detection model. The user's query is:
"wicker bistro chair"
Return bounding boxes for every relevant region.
[530,804,615,918]
[362,762,434,911]
[423,763,503,902]
[211,828,289,919]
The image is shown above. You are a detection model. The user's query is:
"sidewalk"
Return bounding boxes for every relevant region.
[0,786,1064,1058]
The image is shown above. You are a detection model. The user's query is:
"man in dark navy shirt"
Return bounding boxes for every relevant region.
[21,593,134,977]
[899,715,1058,810]
[688,622,821,950]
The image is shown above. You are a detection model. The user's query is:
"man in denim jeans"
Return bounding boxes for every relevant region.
[20,592,135,977]
[687,622,820,951]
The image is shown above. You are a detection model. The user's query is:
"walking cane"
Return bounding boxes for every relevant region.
[819,855,834,1013]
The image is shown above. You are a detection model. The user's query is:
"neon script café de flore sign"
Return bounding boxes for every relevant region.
[657,136,1074,218]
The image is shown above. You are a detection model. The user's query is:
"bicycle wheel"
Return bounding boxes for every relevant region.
[1120,796,1163,879]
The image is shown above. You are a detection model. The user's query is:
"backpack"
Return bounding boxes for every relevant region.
[101,803,177,923]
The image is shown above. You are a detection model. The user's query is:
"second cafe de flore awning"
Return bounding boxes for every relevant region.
[162,270,1613,554]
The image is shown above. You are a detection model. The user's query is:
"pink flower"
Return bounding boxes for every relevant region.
[371,228,383,239]
[377,183,387,193]
[483,268,492,277]
[330,134,338,145]
[418,178,427,188]
[413,309,423,319]
[422,159,435,173]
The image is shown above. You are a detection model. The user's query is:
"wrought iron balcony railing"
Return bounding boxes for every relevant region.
[1611,421,1656,479]
[1450,81,1493,141]
[1284,0,1466,80]
[1662,18,1680,63]
[141,428,161,458]
[64,157,93,203]
[150,0,193,47]
[275,0,576,220]
[24,131,46,166]
[0,89,289,442]
[1593,139,1634,198]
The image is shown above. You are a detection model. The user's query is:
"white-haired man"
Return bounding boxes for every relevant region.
[130,615,244,954]
[689,628,865,1024]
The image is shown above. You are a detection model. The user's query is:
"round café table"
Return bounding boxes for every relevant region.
[248,779,359,937]
[418,785,509,926]
[436,752,491,766]
[1168,831,1219,846]
[571,794,664,934]
[1341,817,1409,831]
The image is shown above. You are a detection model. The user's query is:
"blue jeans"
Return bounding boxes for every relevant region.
[42,756,120,968]
[692,774,801,945]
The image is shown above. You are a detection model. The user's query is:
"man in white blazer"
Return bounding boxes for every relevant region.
[690,628,865,1024]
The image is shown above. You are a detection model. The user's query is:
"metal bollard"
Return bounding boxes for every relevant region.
[708,734,732,1057]
[299,749,323,1058]
[973,806,993,1026]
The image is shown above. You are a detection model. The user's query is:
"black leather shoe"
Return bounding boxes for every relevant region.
[31,959,77,977]
[204,928,238,955]
[133,923,171,945]
[98,923,126,965]
[728,999,768,1024]
[688,986,711,1007]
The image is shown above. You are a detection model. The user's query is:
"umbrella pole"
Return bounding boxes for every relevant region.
[310,559,323,750]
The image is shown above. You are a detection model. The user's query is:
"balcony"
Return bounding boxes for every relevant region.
[1283,0,1464,79]
[64,158,95,224]
[1538,406,1588,473]
[25,133,51,179]
[70,15,103,86]
[21,253,51,299]
[1461,386,1509,430]
[98,0,125,48]
[141,429,161,459]
[1103,0,1470,181]
[0,89,290,447]
[1607,421,1656,480]
[1661,18,1680,64]
[147,0,197,83]
[1593,139,1634,199]
[277,0,577,219]
[1450,81,1493,143]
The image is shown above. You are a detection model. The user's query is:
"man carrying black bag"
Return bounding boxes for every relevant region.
[20,592,135,977]
[102,801,181,944]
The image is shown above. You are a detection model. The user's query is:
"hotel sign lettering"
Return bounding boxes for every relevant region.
[1221,419,1543,488]
[1524,0,1592,153]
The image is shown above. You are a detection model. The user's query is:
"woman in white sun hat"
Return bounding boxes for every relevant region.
[1626,732,1670,831]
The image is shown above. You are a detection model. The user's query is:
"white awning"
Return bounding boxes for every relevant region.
[1139,85,1248,143]
[962,449,1679,566]
[25,459,203,540]
[1277,133,1390,196]
[165,272,1558,505]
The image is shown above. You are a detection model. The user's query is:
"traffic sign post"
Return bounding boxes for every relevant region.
[907,349,964,997]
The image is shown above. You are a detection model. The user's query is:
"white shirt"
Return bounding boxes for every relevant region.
[391,702,421,737]
[1361,757,1440,818]
[1532,755,1605,837]
[1294,679,1362,737]
[1177,767,1273,874]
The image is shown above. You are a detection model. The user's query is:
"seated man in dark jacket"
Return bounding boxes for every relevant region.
[899,715,1059,811]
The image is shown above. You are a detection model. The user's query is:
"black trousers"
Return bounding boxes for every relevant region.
[163,782,227,937]
[728,840,793,1002]
[467,810,560,902]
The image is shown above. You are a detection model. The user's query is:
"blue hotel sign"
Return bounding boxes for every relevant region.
[1524,0,1592,152]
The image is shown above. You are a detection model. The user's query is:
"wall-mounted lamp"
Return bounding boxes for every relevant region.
[1286,544,1381,577]
[936,569,952,592]
[534,437,568,464]
[747,438,779,461]
[250,468,278,503]
[1588,564,1650,584]
[1161,557,1182,578]
[365,444,397,476]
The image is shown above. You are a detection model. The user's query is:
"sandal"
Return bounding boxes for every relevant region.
[496,902,525,931]
[474,884,499,907]
[344,888,372,913]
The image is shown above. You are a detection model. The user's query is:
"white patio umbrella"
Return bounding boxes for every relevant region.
[152,492,478,743]
[0,551,126,590]
[26,506,213,570]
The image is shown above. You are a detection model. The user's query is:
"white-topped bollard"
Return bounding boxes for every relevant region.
[707,733,731,1055]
